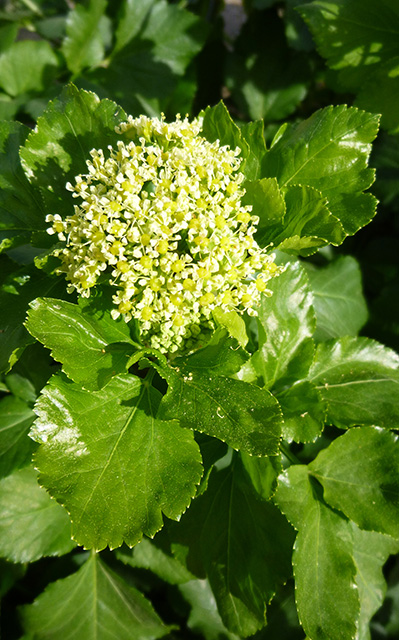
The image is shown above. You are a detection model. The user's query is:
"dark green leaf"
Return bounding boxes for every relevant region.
[308,336,399,429]
[20,84,127,216]
[26,298,136,390]
[61,0,111,75]
[117,537,194,585]
[276,381,326,443]
[371,130,399,212]
[0,395,36,479]
[240,452,282,500]
[0,121,45,251]
[0,40,59,97]
[274,465,359,640]
[303,256,368,341]
[32,373,203,550]
[309,427,399,538]
[171,460,294,636]
[355,56,399,135]
[21,553,170,640]
[262,105,379,237]
[249,262,315,389]
[0,466,74,563]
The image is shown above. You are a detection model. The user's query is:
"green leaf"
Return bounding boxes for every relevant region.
[170,460,294,636]
[0,121,45,251]
[0,466,74,563]
[179,579,241,640]
[242,177,286,248]
[276,381,326,443]
[0,40,59,97]
[226,11,310,123]
[202,102,249,166]
[274,465,359,640]
[299,0,399,90]
[249,262,315,390]
[32,373,203,550]
[25,298,136,391]
[157,360,282,457]
[0,267,67,374]
[371,130,399,212]
[303,256,368,341]
[308,336,399,429]
[20,84,127,216]
[355,56,399,135]
[117,536,194,585]
[240,452,282,500]
[0,395,36,479]
[351,525,399,640]
[21,553,170,640]
[262,105,379,237]
[239,120,267,180]
[61,0,111,75]
[309,427,399,538]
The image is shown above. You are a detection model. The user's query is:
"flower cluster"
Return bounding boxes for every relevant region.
[47,114,280,353]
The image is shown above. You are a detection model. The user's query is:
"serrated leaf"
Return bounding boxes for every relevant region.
[242,177,286,248]
[21,553,170,640]
[117,537,194,585]
[20,84,127,216]
[276,381,326,443]
[239,120,267,180]
[274,465,359,640]
[0,466,74,563]
[303,256,368,341]
[0,121,45,251]
[170,460,294,637]
[202,102,249,166]
[309,427,399,538]
[157,360,282,457]
[249,262,315,390]
[62,0,111,75]
[31,373,203,550]
[262,105,379,237]
[0,40,59,97]
[26,298,136,391]
[308,336,399,429]
[0,395,36,479]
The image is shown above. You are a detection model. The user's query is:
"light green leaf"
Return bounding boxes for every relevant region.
[299,0,399,90]
[21,553,170,640]
[26,298,136,391]
[351,525,399,640]
[32,373,203,550]
[262,105,379,236]
[114,0,155,53]
[212,308,248,348]
[0,395,36,479]
[309,427,399,538]
[240,452,282,500]
[0,466,74,563]
[0,121,45,251]
[276,381,326,443]
[249,262,315,390]
[179,579,241,640]
[117,537,194,585]
[157,360,282,457]
[308,336,399,429]
[303,256,368,341]
[171,460,294,637]
[239,120,267,180]
[20,84,127,216]
[0,40,59,97]
[242,177,286,248]
[202,102,249,167]
[274,465,359,640]
[62,0,111,75]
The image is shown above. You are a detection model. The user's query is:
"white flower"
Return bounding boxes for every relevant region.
[48,114,281,353]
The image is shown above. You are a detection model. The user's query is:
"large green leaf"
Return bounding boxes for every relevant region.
[0,395,36,479]
[309,427,399,538]
[262,105,379,237]
[202,102,249,167]
[170,460,294,637]
[21,553,170,640]
[26,298,136,391]
[242,177,286,247]
[0,466,74,563]
[239,120,267,181]
[308,336,399,429]
[355,56,399,135]
[274,465,359,640]
[249,262,315,390]
[276,381,326,443]
[32,373,203,550]
[61,0,111,76]
[0,121,45,251]
[0,40,59,97]
[303,256,368,341]
[20,84,127,216]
